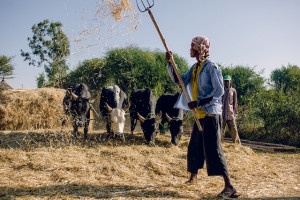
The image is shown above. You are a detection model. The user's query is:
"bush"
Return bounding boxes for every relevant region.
[239,89,300,147]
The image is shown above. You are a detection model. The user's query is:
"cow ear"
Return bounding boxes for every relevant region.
[104,102,113,113]
[155,111,162,122]
[165,113,172,122]
[137,112,146,123]
[182,115,189,124]
[70,91,78,101]
[123,103,130,112]
[89,95,97,103]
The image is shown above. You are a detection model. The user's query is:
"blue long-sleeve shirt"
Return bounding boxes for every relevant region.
[167,59,224,115]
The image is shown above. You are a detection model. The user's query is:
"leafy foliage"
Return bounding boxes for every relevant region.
[0,55,14,79]
[62,58,108,93]
[105,47,189,97]
[63,47,189,98]
[247,89,300,147]
[21,19,70,88]
[37,73,46,88]
[270,64,300,93]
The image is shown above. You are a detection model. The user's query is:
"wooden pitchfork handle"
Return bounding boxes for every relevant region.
[146,8,203,132]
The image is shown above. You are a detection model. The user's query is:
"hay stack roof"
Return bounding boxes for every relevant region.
[0,78,13,90]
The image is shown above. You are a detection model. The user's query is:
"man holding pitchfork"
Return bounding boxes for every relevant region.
[165,36,239,198]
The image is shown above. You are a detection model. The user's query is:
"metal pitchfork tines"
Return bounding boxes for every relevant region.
[136,0,203,132]
[136,0,154,12]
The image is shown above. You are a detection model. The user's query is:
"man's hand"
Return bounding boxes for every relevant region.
[188,97,213,110]
[165,51,173,62]
[188,101,198,110]
[198,97,213,106]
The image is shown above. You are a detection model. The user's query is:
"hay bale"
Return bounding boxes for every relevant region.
[0,88,69,130]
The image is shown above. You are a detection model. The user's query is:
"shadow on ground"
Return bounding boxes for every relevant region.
[0,183,191,199]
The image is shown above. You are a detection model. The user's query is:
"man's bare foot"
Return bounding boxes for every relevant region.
[217,186,239,198]
[184,173,197,184]
[185,178,197,184]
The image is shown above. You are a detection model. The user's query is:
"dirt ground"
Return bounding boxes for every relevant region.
[0,129,299,200]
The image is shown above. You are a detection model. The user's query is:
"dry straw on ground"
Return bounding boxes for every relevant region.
[0,129,299,200]
[0,88,71,131]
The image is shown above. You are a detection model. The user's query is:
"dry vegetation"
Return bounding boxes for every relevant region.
[0,88,69,131]
[0,88,299,199]
[0,129,299,200]
[73,0,139,51]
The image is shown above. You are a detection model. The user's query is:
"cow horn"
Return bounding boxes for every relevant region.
[182,115,189,124]
[155,111,162,122]
[137,112,146,123]
[123,103,130,112]
[89,95,97,103]
[70,91,78,100]
[104,102,113,113]
[165,113,172,122]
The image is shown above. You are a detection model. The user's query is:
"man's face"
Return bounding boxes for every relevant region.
[190,43,198,58]
[224,80,231,88]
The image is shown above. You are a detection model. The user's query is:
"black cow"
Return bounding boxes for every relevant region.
[63,83,96,139]
[156,93,188,145]
[99,85,129,138]
[129,88,162,145]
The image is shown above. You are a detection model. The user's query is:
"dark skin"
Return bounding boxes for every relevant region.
[224,80,231,89]
[166,43,237,197]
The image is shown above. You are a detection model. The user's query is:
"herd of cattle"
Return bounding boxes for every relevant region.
[63,83,188,145]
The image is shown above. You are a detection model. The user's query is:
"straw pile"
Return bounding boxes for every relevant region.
[0,130,299,199]
[0,88,70,131]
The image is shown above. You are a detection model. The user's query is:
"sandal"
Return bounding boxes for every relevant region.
[217,188,240,198]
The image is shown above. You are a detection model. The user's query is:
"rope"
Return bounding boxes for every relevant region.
[146,113,156,119]
[160,125,169,132]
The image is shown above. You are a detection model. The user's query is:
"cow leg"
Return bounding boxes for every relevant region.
[105,117,114,139]
[149,132,156,146]
[84,122,89,139]
[83,112,90,140]
[72,123,78,137]
[131,117,137,135]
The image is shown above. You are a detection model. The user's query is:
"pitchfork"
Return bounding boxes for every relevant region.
[137,0,203,132]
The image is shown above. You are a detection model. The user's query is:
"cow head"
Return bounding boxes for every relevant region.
[137,111,162,145]
[166,113,188,145]
[105,102,129,134]
[70,91,96,127]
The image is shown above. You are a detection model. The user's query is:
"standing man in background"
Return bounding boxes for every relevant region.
[221,75,241,144]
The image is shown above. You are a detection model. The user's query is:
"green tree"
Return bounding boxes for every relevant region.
[62,58,108,92]
[270,64,300,93]
[62,47,189,98]
[21,19,70,88]
[0,55,14,79]
[220,65,265,105]
[37,73,46,88]
[105,47,189,97]
[249,89,300,147]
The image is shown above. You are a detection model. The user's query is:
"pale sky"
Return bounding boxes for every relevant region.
[1,0,300,89]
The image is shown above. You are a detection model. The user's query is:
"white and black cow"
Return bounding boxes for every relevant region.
[156,93,188,145]
[99,85,129,139]
[130,88,162,145]
[63,83,96,139]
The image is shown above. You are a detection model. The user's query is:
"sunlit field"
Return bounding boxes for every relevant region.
[0,129,299,200]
